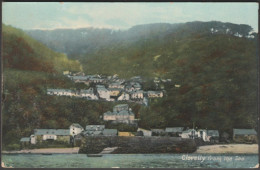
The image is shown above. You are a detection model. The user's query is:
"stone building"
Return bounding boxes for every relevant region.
[103,104,135,124]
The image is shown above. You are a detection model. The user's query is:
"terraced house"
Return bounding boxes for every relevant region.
[47,89,75,96]
[33,129,71,144]
[103,104,135,124]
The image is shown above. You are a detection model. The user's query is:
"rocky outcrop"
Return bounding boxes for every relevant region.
[79,136,197,154]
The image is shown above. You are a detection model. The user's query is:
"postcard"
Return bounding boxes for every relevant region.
[1,2,259,168]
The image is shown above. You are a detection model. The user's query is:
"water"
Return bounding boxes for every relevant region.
[1,153,258,168]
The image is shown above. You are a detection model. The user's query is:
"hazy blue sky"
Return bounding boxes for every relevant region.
[2,2,258,31]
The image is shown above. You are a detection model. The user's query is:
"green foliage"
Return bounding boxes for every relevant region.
[2,24,82,73]
[4,144,21,151]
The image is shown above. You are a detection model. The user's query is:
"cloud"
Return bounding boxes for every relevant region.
[2,2,258,31]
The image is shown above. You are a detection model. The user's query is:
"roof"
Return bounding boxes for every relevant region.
[71,76,89,80]
[114,104,129,108]
[47,89,73,92]
[118,110,134,116]
[93,131,102,135]
[108,88,122,91]
[151,129,165,132]
[109,82,123,86]
[165,127,184,133]
[20,137,30,142]
[103,129,118,135]
[233,129,257,135]
[133,83,141,88]
[70,123,83,129]
[97,86,108,91]
[104,110,134,116]
[182,129,196,133]
[148,91,163,94]
[86,125,105,131]
[104,111,113,115]
[137,128,151,132]
[131,90,143,94]
[96,85,105,88]
[80,88,94,94]
[89,77,104,81]
[207,130,219,136]
[34,129,70,136]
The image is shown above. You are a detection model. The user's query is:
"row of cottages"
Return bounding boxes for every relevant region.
[108,82,125,89]
[47,88,99,100]
[47,89,75,96]
[103,104,135,124]
[137,127,185,137]
[82,125,134,137]
[20,123,85,146]
[69,75,106,85]
[137,127,220,142]
[80,88,99,100]
[82,125,118,136]
[125,82,142,93]
[20,123,120,146]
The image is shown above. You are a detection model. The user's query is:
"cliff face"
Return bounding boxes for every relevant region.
[79,136,197,154]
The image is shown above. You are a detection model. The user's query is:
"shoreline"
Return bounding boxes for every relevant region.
[2,144,258,154]
[2,147,80,154]
[195,144,258,154]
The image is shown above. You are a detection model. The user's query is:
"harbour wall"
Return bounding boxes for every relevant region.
[79,136,197,154]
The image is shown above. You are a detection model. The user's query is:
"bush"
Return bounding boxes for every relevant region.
[5,143,20,151]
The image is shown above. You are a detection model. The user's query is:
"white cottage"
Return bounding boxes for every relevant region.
[70,123,84,136]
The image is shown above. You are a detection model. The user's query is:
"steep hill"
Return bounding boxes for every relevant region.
[3,24,82,73]
[26,21,257,78]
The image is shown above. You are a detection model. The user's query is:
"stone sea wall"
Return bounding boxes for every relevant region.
[79,136,197,154]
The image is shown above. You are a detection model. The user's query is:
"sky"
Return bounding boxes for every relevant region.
[2,2,259,31]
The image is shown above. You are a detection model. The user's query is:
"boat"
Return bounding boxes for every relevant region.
[87,154,103,157]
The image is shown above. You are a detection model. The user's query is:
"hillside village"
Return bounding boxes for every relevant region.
[20,103,257,148]
[18,70,257,149]
[47,71,167,106]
